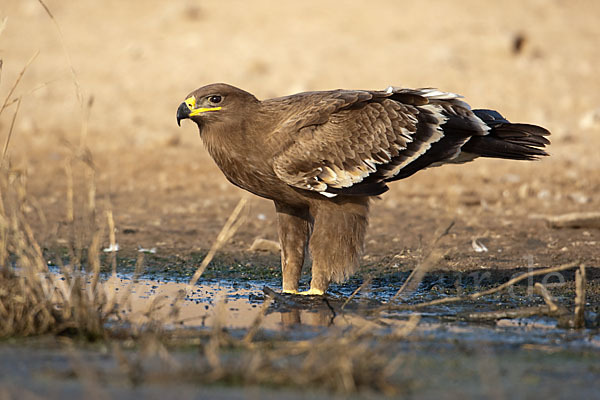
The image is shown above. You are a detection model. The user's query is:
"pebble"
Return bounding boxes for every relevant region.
[248,238,280,253]
[545,212,600,229]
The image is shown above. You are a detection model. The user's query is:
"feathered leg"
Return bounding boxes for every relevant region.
[274,201,311,293]
[307,197,370,295]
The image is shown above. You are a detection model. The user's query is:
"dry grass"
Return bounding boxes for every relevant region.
[0,133,593,398]
[0,149,591,393]
[0,133,415,393]
[0,77,408,391]
[0,29,116,338]
[0,169,108,338]
[0,164,414,393]
[106,313,419,396]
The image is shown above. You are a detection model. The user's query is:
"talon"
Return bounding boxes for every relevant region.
[282,289,299,295]
[297,288,325,296]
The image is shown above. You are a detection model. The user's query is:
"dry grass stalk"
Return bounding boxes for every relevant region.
[3,81,57,110]
[387,313,421,338]
[574,264,587,329]
[106,208,118,276]
[64,159,74,223]
[79,96,94,149]
[391,220,454,301]
[341,275,372,310]
[1,97,21,168]
[0,17,7,39]
[534,282,560,313]
[133,252,145,282]
[187,197,248,289]
[243,297,273,344]
[86,164,96,221]
[381,261,580,312]
[458,305,555,321]
[88,228,103,293]
[64,341,111,400]
[36,0,84,110]
[0,155,114,339]
[0,50,38,119]
[162,330,404,394]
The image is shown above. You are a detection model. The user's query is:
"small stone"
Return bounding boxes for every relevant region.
[579,108,600,130]
[568,192,590,204]
[248,238,280,253]
[471,238,488,253]
[545,212,600,229]
[537,189,551,200]
[517,183,531,199]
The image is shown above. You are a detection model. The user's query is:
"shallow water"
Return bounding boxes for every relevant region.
[4,268,600,399]
[75,272,600,352]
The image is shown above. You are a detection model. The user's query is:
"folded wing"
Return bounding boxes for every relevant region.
[272,88,547,197]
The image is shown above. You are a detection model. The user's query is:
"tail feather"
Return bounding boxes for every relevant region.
[461,109,550,160]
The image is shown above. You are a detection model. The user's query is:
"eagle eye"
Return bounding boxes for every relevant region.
[208,95,222,104]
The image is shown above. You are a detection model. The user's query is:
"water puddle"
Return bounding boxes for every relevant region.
[40,269,600,351]
[44,272,370,332]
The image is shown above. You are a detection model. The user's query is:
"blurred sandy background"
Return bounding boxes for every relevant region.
[1,0,598,268]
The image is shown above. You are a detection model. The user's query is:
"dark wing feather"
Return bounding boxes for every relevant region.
[273,88,487,196]
[460,109,551,160]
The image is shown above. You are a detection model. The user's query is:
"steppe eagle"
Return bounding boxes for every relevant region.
[177,84,549,295]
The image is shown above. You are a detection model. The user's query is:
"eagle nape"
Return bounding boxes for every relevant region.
[176,83,550,295]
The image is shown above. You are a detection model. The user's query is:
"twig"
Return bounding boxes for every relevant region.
[387,313,421,338]
[36,0,93,154]
[106,209,117,276]
[341,276,372,310]
[79,96,94,150]
[187,197,247,289]
[3,80,58,108]
[88,228,103,294]
[534,282,560,313]
[574,265,587,329]
[64,159,74,223]
[378,261,580,313]
[86,163,96,224]
[0,51,39,119]
[0,17,7,39]
[35,0,84,108]
[243,297,273,344]
[457,305,554,322]
[1,97,21,168]
[391,220,454,301]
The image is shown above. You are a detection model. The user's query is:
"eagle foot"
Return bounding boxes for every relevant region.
[281,288,325,296]
[299,288,325,296]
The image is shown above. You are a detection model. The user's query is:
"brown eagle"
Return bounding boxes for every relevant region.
[177,84,550,295]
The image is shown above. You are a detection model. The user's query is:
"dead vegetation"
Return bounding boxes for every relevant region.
[0,159,119,338]
[0,162,413,394]
[0,156,594,393]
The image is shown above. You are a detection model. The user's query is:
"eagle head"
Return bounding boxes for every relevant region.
[176,83,259,128]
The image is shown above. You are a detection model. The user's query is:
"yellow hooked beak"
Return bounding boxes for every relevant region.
[176,96,222,126]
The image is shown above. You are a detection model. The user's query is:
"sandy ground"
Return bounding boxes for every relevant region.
[1,0,599,274]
